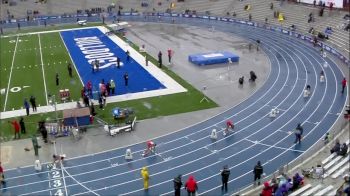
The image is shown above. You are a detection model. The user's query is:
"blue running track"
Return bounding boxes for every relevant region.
[1,16,347,196]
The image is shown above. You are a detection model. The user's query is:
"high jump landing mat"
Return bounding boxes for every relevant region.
[188,51,239,66]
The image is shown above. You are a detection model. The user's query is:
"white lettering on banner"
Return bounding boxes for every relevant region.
[202,53,224,58]
[74,36,119,69]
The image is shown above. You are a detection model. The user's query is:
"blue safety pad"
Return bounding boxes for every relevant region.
[188,51,239,66]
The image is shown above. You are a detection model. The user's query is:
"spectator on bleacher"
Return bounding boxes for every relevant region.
[325,27,333,35]
[248,14,252,21]
[274,183,288,196]
[261,181,273,196]
[313,0,316,6]
[330,139,341,154]
[232,12,237,17]
[285,178,293,191]
[270,2,273,10]
[253,161,263,185]
[291,173,303,191]
[337,143,348,156]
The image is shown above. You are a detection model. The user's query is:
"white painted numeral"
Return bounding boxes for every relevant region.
[53,180,62,188]
[52,171,61,178]
[54,189,64,196]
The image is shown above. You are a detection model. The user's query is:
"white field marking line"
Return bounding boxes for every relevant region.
[123,133,295,196]
[70,38,306,195]
[4,40,272,173]
[1,26,100,38]
[244,138,305,153]
[62,167,100,196]
[232,31,340,196]
[3,36,19,112]
[38,34,49,105]
[2,31,289,190]
[59,32,84,86]
[120,33,315,196]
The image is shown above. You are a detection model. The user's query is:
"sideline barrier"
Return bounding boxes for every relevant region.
[2,12,348,67]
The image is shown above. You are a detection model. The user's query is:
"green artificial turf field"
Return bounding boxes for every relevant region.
[0,25,218,141]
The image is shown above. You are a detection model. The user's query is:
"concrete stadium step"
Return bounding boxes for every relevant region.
[315,185,334,196]
[331,163,350,179]
[324,156,343,170]
[302,184,323,196]
[289,184,312,196]
[323,155,350,178]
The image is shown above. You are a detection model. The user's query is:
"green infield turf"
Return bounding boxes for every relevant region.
[0,25,218,141]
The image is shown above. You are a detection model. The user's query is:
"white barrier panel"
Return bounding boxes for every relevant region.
[300,0,343,8]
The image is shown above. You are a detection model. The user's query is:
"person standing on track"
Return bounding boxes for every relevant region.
[294,123,304,144]
[253,161,263,185]
[185,175,198,196]
[0,162,5,185]
[221,165,230,193]
[141,167,150,190]
[173,174,183,196]
[341,77,347,94]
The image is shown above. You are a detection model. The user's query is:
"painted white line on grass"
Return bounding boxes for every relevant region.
[58,33,84,86]
[3,36,19,112]
[38,34,49,105]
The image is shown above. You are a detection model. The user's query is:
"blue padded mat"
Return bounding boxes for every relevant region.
[188,51,239,65]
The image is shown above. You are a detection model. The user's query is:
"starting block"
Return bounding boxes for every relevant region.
[125,149,133,160]
[210,129,218,140]
[35,160,42,171]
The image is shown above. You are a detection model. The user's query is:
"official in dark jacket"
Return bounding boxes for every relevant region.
[173,174,183,196]
[221,165,231,192]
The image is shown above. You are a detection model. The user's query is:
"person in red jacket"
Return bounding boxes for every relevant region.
[185,175,198,196]
[10,120,20,139]
[0,162,5,185]
[261,181,273,196]
[341,78,347,94]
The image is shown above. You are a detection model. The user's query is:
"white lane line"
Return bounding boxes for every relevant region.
[4,23,340,195]
[3,36,19,112]
[68,33,301,195]
[244,138,305,153]
[203,27,336,195]
[0,24,295,194]
[1,28,286,191]
[59,144,68,196]
[63,167,100,196]
[38,34,49,105]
